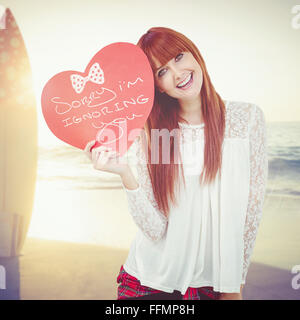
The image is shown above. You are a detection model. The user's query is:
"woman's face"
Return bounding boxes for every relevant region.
[153,51,203,103]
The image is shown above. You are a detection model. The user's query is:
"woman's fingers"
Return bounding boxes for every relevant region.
[84,140,96,152]
[84,140,125,174]
[95,150,119,168]
[92,145,110,163]
[93,145,112,153]
[84,140,96,160]
[97,150,109,166]
[91,146,121,168]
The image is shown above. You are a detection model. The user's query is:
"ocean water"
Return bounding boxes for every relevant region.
[38,122,300,198]
[267,122,300,197]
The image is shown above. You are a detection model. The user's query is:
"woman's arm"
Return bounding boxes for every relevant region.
[121,136,168,242]
[84,138,168,242]
[120,166,139,190]
[242,104,268,283]
[218,285,244,300]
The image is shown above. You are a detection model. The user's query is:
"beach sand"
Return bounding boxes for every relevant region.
[0,236,299,300]
[27,182,139,249]
[0,238,127,300]
[1,184,300,300]
[251,194,300,271]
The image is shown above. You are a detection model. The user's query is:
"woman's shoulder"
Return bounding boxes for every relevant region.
[223,99,259,113]
[223,100,262,139]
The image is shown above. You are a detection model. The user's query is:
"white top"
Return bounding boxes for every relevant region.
[121,100,268,294]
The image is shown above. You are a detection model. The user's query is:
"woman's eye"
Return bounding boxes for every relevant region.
[175,53,183,62]
[158,68,167,77]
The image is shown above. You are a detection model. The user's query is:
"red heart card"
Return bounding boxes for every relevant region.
[41,42,154,155]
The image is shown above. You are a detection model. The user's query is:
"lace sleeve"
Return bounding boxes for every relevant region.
[122,136,168,242]
[242,104,268,282]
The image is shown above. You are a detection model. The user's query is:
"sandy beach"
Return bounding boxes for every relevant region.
[0,235,299,300]
[27,181,139,249]
[1,183,300,300]
[0,238,128,300]
[251,194,300,272]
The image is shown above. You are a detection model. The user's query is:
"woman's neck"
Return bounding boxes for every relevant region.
[178,96,203,124]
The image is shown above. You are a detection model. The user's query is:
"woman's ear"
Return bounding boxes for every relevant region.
[155,84,164,93]
[154,77,164,93]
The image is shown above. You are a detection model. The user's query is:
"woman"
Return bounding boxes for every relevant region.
[84,27,268,300]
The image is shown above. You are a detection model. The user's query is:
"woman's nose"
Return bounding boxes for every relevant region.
[171,67,182,80]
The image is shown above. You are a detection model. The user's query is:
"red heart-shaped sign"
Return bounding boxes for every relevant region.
[41,42,154,155]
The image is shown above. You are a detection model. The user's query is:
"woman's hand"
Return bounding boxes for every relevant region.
[218,285,244,300]
[84,140,130,176]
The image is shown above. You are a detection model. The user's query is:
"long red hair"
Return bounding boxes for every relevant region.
[137,27,226,218]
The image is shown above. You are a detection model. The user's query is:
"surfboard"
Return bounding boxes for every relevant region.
[0,7,38,257]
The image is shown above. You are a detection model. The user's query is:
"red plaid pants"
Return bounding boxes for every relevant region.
[117,265,220,300]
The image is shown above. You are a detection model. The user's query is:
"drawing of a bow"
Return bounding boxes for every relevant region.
[70,63,104,94]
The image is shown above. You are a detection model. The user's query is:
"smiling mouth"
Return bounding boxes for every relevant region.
[176,73,193,89]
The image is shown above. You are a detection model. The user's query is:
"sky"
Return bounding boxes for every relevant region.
[1,0,300,146]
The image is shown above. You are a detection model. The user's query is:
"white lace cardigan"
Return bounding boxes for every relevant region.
[122,100,268,292]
